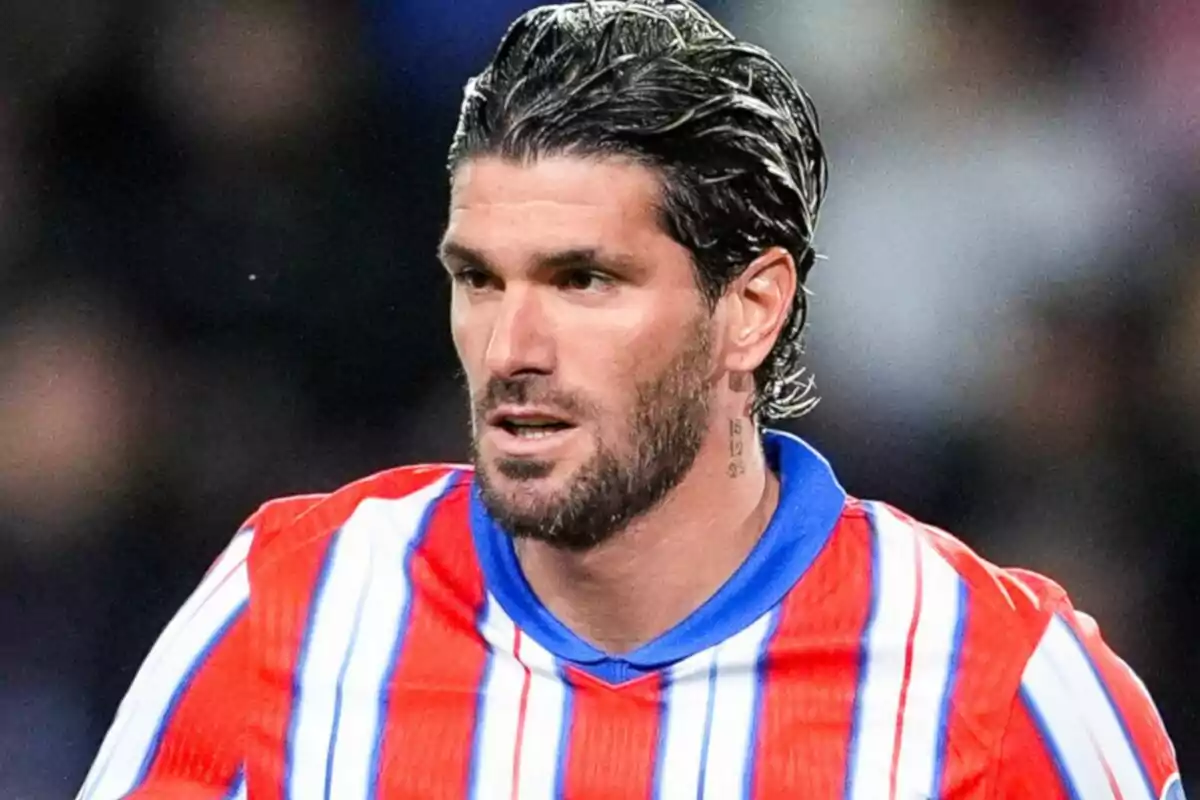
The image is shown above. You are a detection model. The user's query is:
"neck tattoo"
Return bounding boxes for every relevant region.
[728,418,746,478]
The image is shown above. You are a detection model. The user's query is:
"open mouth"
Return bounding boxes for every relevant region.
[486,407,578,444]
[496,416,575,439]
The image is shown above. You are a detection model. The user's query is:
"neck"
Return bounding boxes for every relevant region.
[513,419,779,654]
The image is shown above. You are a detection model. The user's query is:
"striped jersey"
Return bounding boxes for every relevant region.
[78,431,1184,799]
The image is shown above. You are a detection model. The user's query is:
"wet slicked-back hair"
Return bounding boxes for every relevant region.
[448,0,828,420]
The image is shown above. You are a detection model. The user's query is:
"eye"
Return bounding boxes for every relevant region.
[558,269,612,292]
[450,266,496,292]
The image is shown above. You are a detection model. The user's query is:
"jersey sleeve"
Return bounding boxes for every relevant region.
[75,525,255,800]
[992,607,1184,800]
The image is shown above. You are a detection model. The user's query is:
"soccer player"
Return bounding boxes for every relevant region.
[78,1,1184,798]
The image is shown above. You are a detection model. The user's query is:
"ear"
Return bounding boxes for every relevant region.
[719,246,797,376]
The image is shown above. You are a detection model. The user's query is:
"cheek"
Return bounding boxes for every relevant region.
[450,296,480,361]
[450,301,487,393]
[561,325,657,410]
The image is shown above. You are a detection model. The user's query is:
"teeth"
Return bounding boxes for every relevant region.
[503,417,566,428]
[514,427,559,438]
[496,415,570,437]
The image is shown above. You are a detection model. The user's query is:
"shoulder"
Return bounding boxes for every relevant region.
[242,463,475,563]
[858,497,1147,681]
[845,498,1063,653]
[839,499,1068,745]
[847,499,1180,796]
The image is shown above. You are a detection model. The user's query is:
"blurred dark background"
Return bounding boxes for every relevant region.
[0,0,1195,796]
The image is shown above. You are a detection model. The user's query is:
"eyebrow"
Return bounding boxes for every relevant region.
[437,241,640,276]
[437,241,488,270]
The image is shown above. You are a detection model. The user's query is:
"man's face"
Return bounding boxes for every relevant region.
[443,155,716,550]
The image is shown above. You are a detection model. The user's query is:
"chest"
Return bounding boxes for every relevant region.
[243,617,988,800]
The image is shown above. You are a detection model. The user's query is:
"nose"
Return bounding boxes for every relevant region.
[483,283,556,379]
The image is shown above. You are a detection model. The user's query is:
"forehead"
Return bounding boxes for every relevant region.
[444,156,672,263]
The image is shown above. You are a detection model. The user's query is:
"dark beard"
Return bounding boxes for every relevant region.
[471,322,712,552]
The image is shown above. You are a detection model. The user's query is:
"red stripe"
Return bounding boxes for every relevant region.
[1102,755,1124,800]
[510,630,534,800]
[559,669,664,798]
[750,506,874,797]
[245,467,454,800]
[992,695,1073,799]
[887,538,924,799]
[919,528,1037,796]
[245,528,338,800]
[374,482,490,797]
[124,783,241,800]
[130,609,249,797]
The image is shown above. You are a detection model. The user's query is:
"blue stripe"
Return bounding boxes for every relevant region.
[842,504,882,800]
[283,533,344,799]
[928,577,967,796]
[741,607,782,799]
[465,598,496,800]
[695,659,720,798]
[552,663,575,798]
[1058,616,1157,799]
[366,472,463,799]
[1018,685,1084,800]
[650,670,673,800]
[222,766,246,799]
[133,599,248,788]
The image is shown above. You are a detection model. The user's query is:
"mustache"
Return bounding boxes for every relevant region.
[472,376,591,420]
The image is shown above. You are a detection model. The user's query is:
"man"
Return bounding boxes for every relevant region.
[78,1,1183,798]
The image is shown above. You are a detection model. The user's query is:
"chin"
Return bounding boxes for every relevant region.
[479,452,567,495]
[473,435,591,511]
[479,434,585,478]
[481,465,567,516]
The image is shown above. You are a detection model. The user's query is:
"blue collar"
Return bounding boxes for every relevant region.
[469,430,847,671]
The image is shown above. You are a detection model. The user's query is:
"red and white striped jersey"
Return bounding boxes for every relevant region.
[77,432,1184,799]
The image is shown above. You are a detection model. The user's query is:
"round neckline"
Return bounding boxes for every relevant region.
[469,430,848,671]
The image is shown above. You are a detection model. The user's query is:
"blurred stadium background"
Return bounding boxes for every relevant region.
[0,0,1195,795]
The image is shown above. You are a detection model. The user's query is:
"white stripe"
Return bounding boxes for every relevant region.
[893,532,964,796]
[700,611,776,800]
[847,504,920,800]
[1035,616,1154,800]
[286,521,374,798]
[324,475,456,798]
[656,648,717,799]
[471,596,526,797]
[81,529,253,800]
[512,632,568,800]
[1021,639,1115,799]
[228,771,248,800]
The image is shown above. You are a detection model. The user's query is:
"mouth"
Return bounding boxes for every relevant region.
[484,408,579,453]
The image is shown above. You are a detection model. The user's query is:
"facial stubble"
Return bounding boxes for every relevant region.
[472,319,713,551]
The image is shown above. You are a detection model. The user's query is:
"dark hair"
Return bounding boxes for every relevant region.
[448,0,828,420]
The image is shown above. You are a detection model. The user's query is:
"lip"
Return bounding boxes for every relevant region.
[485,405,576,428]
[484,423,580,459]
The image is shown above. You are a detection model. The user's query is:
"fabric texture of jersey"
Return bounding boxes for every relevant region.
[77,431,1184,799]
